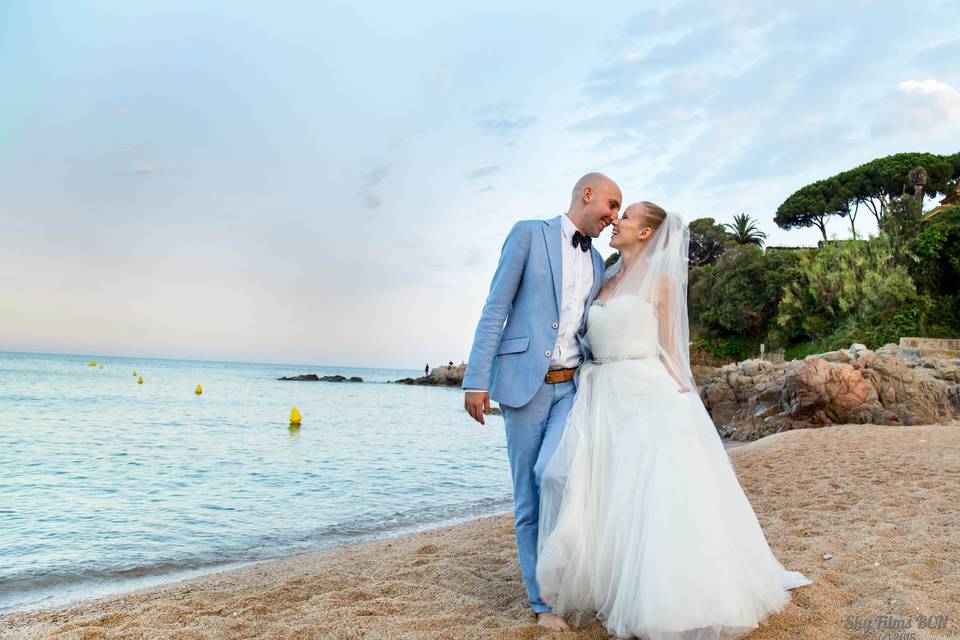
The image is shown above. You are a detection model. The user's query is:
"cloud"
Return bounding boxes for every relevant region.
[472,102,538,143]
[131,164,173,175]
[359,165,389,208]
[907,38,960,81]
[467,165,499,179]
[362,194,384,209]
[362,165,389,188]
[476,185,495,193]
[620,2,713,37]
[472,101,521,116]
[477,115,537,137]
[872,79,960,137]
[898,79,960,109]
[571,99,694,134]
[567,2,945,200]
[641,25,730,68]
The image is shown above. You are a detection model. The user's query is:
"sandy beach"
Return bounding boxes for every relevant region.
[3,422,958,639]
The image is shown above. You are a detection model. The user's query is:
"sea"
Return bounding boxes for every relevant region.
[0,351,513,614]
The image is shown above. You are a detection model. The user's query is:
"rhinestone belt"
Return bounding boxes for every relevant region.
[592,352,657,364]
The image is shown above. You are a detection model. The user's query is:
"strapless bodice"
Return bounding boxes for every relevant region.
[586,294,659,362]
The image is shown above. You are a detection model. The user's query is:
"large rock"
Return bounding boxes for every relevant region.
[278,374,363,382]
[394,364,466,387]
[699,344,960,440]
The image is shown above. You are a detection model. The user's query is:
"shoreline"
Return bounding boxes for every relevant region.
[2,442,746,618]
[3,424,958,639]
[0,500,516,619]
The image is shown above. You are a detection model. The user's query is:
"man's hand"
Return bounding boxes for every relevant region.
[464,391,491,425]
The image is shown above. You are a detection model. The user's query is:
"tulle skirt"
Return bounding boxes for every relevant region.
[536,357,812,640]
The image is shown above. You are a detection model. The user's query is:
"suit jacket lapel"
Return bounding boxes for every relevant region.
[542,216,562,314]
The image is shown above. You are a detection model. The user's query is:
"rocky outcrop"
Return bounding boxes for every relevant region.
[394,364,466,387]
[278,374,363,382]
[699,343,960,441]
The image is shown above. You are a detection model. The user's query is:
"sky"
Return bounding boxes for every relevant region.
[1,1,959,368]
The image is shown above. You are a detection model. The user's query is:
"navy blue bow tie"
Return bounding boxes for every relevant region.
[572,230,591,252]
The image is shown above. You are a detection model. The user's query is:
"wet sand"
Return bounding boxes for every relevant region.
[2,423,958,639]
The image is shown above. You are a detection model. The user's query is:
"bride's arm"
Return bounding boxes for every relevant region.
[655,274,689,393]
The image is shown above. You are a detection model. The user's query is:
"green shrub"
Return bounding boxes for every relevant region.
[783,334,851,361]
[692,335,761,361]
[775,235,929,349]
[910,204,960,336]
[689,245,801,340]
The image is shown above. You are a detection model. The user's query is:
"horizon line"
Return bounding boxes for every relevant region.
[0,349,424,373]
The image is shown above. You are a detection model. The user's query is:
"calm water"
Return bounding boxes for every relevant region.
[0,352,512,614]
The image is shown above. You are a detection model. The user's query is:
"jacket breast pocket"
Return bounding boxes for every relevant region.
[496,336,530,355]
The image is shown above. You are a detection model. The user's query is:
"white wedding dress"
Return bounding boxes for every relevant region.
[536,294,812,640]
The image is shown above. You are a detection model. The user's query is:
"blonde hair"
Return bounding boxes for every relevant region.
[637,201,667,230]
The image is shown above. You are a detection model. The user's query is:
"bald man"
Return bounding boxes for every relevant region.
[463,173,621,631]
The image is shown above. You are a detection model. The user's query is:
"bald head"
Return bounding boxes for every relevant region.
[571,172,618,205]
[567,172,622,238]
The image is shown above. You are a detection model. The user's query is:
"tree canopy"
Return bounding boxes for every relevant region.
[775,152,959,240]
[688,217,731,267]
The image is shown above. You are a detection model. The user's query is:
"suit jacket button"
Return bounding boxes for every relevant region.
[552,322,559,329]
[545,350,552,357]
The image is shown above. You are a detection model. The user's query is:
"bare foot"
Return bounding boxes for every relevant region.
[537,611,571,632]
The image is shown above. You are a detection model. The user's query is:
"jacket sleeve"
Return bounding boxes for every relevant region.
[462,222,530,390]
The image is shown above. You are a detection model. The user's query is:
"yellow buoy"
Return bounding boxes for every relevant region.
[132,370,137,376]
[137,376,144,384]
[88,361,97,366]
[289,406,302,425]
[195,384,203,395]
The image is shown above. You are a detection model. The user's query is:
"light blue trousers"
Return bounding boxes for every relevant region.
[501,379,576,614]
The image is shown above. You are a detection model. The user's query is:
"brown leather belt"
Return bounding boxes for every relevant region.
[544,368,576,384]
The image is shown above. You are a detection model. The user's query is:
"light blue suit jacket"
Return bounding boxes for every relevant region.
[462,215,605,408]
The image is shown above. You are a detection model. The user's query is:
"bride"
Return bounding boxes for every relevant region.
[535,202,812,640]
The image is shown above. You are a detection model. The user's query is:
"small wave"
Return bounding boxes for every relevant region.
[0,495,512,615]
[220,495,514,561]
[0,559,238,595]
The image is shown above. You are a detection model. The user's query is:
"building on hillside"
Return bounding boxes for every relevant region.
[764,245,808,254]
[815,238,868,249]
[924,185,960,221]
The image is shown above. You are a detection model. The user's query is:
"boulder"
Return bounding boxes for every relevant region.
[699,344,960,440]
[278,374,363,382]
[394,363,466,387]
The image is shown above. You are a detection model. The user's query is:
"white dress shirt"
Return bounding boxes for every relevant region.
[552,213,595,369]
